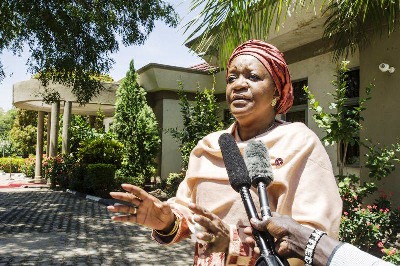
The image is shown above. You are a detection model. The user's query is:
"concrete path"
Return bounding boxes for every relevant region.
[0,186,194,265]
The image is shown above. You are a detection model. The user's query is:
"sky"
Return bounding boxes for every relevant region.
[0,0,204,111]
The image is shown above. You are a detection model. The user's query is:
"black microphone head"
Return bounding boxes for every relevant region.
[218,133,251,192]
[244,140,274,187]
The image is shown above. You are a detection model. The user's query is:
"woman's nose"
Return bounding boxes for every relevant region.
[232,75,248,90]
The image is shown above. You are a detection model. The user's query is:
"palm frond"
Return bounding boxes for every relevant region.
[323,0,400,61]
[185,0,400,65]
[185,0,317,67]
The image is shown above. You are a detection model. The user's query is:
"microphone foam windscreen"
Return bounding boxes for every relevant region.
[218,133,251,192]
[244,140,273,186]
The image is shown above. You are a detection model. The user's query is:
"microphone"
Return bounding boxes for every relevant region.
[218,133,280,266]
[244,140,287,266]
[244,140,273,220]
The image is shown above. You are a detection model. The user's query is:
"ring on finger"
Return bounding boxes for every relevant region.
[132,207,137,215]
[209,234,216,243]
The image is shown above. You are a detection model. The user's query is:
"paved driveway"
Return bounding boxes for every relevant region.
[0,188,194,265]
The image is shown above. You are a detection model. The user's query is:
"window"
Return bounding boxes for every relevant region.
[340,68,360,166]
[284,79,308,124]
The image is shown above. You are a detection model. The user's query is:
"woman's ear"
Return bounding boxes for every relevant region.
[273,88,280,98]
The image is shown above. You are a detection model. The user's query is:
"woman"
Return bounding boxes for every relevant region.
[107,40,342,265]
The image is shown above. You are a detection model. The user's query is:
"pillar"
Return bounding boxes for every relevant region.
[49,101,60,158]
[46,112,51,157]
[62,101,72,154]
[34,111,45,183]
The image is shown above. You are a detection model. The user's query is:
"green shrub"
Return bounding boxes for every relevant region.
[337,143,400,262]
[165,172,185,197]
[68,164,87,193]
[69,115,96,155]
[43,156,68,190]
[114,168,145,189]
[0,157,25,172]
[85,163,117,198]
[42,155,77,190]
[9,110,37,158]
[77,134,123,167]
[20,155,36,178]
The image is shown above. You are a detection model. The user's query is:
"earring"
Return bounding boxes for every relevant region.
[271,97,279,107]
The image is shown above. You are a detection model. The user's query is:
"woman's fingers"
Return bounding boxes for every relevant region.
[110,214,138,223]
[188,203,214,220]
[196,232,216,243]
[107,204,137,214]
[244,236,260,255]
[109,192,142,207]
[121,183,158,202]
[193,214,219,233]
[189,203,221,232]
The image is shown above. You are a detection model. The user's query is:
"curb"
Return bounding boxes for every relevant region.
[66,189,116,206]
[66,189,170,207]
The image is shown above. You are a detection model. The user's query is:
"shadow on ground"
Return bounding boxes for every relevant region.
[0,189,194,265]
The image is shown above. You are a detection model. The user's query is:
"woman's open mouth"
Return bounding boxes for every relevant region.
[231,95,251,105]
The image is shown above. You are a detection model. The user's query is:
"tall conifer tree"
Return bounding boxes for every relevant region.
[113,61,160,187]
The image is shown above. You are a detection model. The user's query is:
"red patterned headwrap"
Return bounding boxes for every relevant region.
[227,40,294,114]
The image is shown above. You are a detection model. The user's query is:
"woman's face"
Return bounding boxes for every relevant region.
[226,54,276,123]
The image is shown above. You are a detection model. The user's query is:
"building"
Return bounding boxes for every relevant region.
[13,4,399,204]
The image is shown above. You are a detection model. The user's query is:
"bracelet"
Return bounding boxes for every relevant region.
[304,229,326,266]
[155,214,180,237]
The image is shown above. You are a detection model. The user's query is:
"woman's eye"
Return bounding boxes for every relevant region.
[250,74,260,81]
[227,75,236,83]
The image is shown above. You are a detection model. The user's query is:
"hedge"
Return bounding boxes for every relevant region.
[0,157,25,173]
[84,163,117,198]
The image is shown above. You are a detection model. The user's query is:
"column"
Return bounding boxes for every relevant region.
[49,101,60,158]
[34,111,45,183]
[62,101,72,154]
[46,112,51,157]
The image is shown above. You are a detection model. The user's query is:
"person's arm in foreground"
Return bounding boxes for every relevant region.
[244,212,395,266]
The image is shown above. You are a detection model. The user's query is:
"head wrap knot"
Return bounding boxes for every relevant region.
[227,40,294,114]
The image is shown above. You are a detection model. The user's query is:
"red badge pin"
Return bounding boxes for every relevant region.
[275,158,283,166]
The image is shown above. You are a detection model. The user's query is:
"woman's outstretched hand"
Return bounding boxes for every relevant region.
[189,203,230,255]
[107,184,176,232]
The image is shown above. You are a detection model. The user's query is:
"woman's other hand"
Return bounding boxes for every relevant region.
[189,203,230,255]
[107,184,175,232]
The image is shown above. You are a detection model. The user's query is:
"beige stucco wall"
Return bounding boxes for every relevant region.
[360,30,400,204]
[138,64,214,93]
[159,99,184,179]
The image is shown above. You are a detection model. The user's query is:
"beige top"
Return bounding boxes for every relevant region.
[154,121,342,265]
